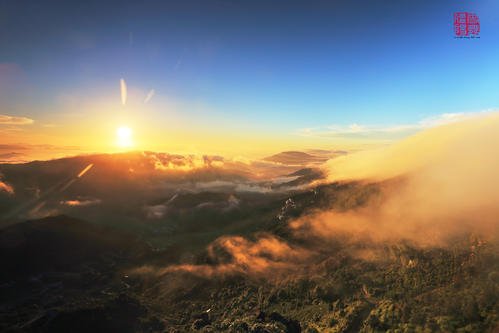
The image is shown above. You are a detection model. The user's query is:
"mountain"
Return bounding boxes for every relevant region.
[0,215,148,282]
[263,151,329,165]
[263,150,349,166]
[0,152,497,332]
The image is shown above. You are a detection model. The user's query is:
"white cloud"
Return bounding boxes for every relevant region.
[298,110,497,139]
[418,111,492,127]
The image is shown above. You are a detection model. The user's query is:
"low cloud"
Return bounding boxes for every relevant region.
[294,112,499,248]
[0,180,14,195]
[0,152,25,163]
[0,115,34,125]
[0,171,14,195]
[144,204,168,219]
[60,198,101,207]
[195,194,241,212]
[145,152,224,171]
[192,180,272,193]
[132,234,312,280]
[0,144,82,163]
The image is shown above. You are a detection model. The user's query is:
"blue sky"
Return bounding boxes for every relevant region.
[1,0,498,154]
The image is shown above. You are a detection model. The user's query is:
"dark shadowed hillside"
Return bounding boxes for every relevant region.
[0,215,148,282]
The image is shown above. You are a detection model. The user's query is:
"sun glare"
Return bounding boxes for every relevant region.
[116,126,133,148]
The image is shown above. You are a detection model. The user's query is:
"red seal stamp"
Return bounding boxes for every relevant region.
[454,12,480,38]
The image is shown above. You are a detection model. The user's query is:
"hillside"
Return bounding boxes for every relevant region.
[0,154,497,332]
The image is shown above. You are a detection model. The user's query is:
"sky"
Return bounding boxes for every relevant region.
[1,0,499,159]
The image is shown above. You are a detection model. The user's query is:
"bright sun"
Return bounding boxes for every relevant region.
[116,126,133,148]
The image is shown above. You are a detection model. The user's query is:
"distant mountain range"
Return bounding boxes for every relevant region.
[263,150,347,165]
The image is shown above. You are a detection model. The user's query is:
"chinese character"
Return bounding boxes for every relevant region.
[454,12,480,38]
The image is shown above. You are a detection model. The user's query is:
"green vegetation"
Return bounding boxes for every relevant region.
[140,238,497,332]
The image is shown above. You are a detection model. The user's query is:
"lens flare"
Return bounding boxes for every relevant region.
[120,78,127,106]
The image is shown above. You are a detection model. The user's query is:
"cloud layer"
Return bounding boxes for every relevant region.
[296,112,499,247]
[154,112,499,280]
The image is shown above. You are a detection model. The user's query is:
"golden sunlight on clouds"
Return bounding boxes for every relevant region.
[0,114,34,125]
[324,112,499,182]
